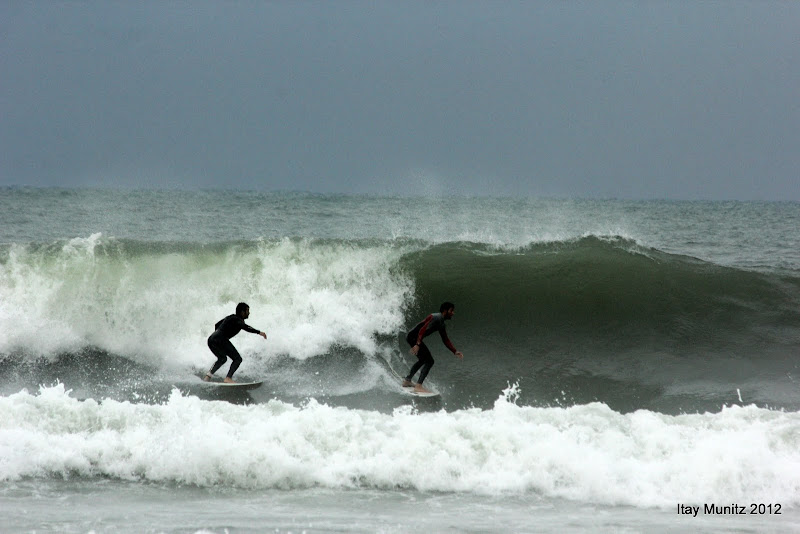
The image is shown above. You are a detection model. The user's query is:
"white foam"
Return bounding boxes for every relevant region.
[1,383,798,508]
[0,236,414,367]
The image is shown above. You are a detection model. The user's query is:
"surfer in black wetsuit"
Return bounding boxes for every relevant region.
[204,302,267,383]
[403,301,464,393]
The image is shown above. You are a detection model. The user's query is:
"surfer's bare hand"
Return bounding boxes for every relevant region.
[411,344,420,355]
[455,351,464,359]
[259,332,267,339]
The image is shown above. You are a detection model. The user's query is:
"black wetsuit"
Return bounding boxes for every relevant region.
[207,314,260,378]
[405,312,457,385]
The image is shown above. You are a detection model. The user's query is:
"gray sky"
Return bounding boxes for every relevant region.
[2,1,799,200]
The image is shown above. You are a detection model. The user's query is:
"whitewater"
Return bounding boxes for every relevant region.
[3,383,800,504]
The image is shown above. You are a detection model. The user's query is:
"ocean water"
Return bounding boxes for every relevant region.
[1,188,799,533]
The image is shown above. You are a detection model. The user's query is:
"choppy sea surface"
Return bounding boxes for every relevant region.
[1,188,799,533]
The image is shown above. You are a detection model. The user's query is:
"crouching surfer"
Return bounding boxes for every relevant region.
[204,302,266,383]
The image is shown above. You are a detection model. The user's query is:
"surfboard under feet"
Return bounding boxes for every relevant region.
[401,385,440,398]
[195,373,263,390]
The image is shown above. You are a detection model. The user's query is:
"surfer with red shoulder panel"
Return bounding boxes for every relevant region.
[204,302,267,383]
[403,301,464,393]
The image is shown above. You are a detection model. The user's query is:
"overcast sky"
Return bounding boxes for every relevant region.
[2,1,798,200]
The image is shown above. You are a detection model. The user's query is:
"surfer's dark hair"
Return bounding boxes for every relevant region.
[236,302,250,315]
[440,301,455,313]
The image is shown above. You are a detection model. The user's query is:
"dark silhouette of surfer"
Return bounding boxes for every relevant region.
[403,301,464,393]
[204,302,266,383]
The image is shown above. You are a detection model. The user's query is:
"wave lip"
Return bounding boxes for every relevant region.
[1,384,798,508]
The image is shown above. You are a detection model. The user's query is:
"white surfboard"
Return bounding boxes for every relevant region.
[401,385,440,398]
[385,361,440,398]
[196,373,263,391]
